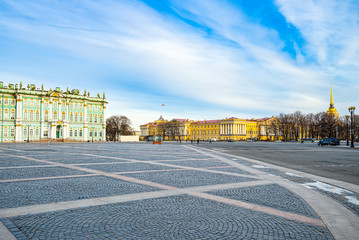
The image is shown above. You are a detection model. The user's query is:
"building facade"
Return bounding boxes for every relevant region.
[0,82,107,142]
[140,116,276,141]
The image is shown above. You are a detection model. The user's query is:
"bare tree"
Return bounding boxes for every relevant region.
[106,115,133,141]
[165,120,181,140]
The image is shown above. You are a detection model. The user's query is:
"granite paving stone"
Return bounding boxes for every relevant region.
[124,169,257,188]
[207,184,319,218]
[0,176,160,209]
[5,195,334,240]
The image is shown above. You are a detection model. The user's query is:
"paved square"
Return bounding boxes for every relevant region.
[0,142,356,239]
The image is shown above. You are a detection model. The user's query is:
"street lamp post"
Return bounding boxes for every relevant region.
[345,115,350,146]
[27,124,30,143]
[348,107,356,148]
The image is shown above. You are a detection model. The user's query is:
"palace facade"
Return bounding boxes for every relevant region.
[140,115,277,141]
[0,82,107,142]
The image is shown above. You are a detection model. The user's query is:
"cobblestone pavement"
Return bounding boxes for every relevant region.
[0,142,357,239]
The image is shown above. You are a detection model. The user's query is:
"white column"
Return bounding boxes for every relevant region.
[40,97,44,139]
[84,101,88,141]
[102,104,106,141]
[15,96,22,142]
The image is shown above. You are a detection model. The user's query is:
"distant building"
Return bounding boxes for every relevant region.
[326,84,340,118]
[140,116,277,141]
[0,82,107,142]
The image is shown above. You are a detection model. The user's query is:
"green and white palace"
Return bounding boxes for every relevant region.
[0,82,107,142]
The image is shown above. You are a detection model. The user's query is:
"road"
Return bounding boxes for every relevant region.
[197,141,359,185]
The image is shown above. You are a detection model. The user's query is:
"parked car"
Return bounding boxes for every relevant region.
[228,139,234,142]
[318,138,340,146]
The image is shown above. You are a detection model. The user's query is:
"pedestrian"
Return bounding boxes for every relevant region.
[197,139,199,144]
[191,139,193,144]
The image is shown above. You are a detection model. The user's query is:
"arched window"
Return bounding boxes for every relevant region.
[75,103,78,110]
[99,130,102,137]
[4,109,9,120]
[74,130,78,137]
[36,99,40,107]
[35,128,39,136]
[36,111,40,121]
[23,109,28,121]
[75,113,78,122]
[70,129,73,137]
[10,128,15,137]
[79,129,83,137]
[53,111,58,120]
[70,112,73,122]
[44,111,49,121]
[53,101,58,108]
[62,111,66,121]
[4,98,9,105]
[30,110,34,121]
[44,100,49,108]
[10,109,15,120]
[23,127,27,138]
[4,127,8,137]
[29,128,34,137]
[94,114,98,123]
[11,99,16,106]
[99,115,103,124]
[30,99,34,106]
[89,114,93,123]
[79,113,83,122]
[70,102,73,109]
[94,130,97,137]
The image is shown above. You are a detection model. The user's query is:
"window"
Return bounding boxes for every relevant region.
[89,114,93,123]
[23,127,27,138]
[10,109,15,120]
[0,98,2,105]
[0,108,2,120]
[30,110,34,121]
[53,111,58,120]
[62,111,66,121]
[75,103,78,110]
[99,131,102,137]
[44,129,48,137]
[36,111,40,121]
[79,113,83,122]
[35,128,39,136]
[94,130,97,137]
[4,127,8,137]
[75,113,78,122]
[30,128,34,137]
[70,129,73,137]
[44,100,49,108]
[94,114,98,123]
[99,115,103,124]
[11,99,16,106]
[89,130,93,137]
[23,109,28,121]
[4,109,9,120]
[53,101,58,108]
[36,99,40,107]
[75,130,78,137]
[30,99,34,106]
[4,98,9,105]
[44,111,49,121]
[10,128,15,137]
[80,104,83,110]
[70,112,73,122]
[79,129,83,137]
[70,102,73,109]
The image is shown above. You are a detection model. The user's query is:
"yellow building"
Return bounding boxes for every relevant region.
[141,116,277,141]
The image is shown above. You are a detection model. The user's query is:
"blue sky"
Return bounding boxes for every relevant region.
[0,0,358,129]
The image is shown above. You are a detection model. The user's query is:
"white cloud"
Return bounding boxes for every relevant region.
[0,0,357,123]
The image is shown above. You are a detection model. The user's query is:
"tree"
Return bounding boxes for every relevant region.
[106,115,133,141]
[165,120,181,140]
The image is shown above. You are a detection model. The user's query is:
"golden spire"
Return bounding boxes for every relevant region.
[330,83,334,108]
[327,83,339,117]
